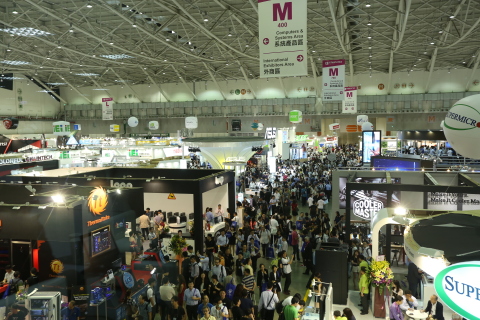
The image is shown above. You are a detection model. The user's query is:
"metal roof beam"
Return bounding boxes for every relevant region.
[203,62,226,100]
[139,67,170,102]
[238,64,257,99]
[459,173,480,187]
[278,77,288,98]
[424,173,439,186]
[55,72,92,104]
[31,76,67,104]
[171,65,198,101]
[87,75,113,99]
[109,68,143,102]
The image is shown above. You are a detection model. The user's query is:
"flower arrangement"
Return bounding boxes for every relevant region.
[16,291,27,302]
[169,235,187,255]
[188,221,195,236]
[368,260,394,294]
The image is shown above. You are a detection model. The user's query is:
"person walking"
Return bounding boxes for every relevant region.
[258,282,278,320]
[281,251,293,295]
[184,282,201,320]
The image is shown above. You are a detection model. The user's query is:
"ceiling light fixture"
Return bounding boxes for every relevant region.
[86,3,92,8]
[132,24,137,27]
[12,10,18,14]
[449,15,455,19]
[365,2,371,7]
[367,21,372,26]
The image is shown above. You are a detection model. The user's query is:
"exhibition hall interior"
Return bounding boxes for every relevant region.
[0,0,479,320]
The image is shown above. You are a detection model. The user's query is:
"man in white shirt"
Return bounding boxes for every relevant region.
[316,198,324,213]
[146,278,157,314]
[2,265,14,285]
[215,204,224,224]
[282,293,303,310]
[210,297,229,320]
[258,282,279,320]
[216,230,228,253]
[307,196,314,207]
[211,259,227,283]
[400,290,419,311]
[159,277,175,320]
[269,217,279,245]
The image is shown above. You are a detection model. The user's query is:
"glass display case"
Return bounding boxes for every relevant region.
[27,291,61,320]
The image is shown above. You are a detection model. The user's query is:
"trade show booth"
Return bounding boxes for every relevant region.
[8,167,236,252]
[0,183,141,320]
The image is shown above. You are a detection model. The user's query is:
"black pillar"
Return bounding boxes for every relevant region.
[345,183,351,237]
[228,181,236,214]
[385,190,393,262]
[193,191,204,253]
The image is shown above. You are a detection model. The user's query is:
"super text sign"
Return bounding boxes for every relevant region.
[259,0,308,78]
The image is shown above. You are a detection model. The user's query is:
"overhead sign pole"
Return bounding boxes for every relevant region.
[258,0,308,78]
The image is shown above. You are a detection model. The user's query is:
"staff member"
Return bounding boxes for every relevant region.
[359,267,369,315]
[184,282,201,320]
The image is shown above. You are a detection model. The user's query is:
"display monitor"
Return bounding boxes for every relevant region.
[362,131,381,164]
[91,226,112,257]
[372,157,420,171]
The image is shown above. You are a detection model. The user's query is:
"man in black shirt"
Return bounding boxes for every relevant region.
[205,235,216,269]
[182,252,191,282]
[25,268,39,293]
[6,305,28,320]
[232,297,252,320]
[169,296,186,320]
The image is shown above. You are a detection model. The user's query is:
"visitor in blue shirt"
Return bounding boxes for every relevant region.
[61,301,80,320]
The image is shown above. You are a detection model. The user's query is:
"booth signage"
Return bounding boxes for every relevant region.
[295,135,308,141]
[25,155,53,162]
[339,177,401,220]
[434,261,480,320]
[258,0,308,78]
[110,180,133,188]
[322,59,345,101]
[342,86,357,114]
[265,127,277,139]
[102,98,114,121]
[0,158,23,165]
[168,193,176,200]
[88,187,108,216]
[427,192,480,210]
[50,259,64,274]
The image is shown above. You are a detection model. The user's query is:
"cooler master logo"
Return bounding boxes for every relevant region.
[444,104,480,130]
[353,198,383,219]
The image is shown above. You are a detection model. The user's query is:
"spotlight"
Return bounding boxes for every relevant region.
[394,207,408,216]
[116,189,121,194]
[51,194,65,203]
[365,2,371,7]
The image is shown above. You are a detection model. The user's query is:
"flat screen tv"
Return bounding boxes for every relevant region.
[362,130,381,164]
[91,226,112,257]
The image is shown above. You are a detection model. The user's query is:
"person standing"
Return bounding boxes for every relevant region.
[60,301,80,320]
[281,251,294,295]
[146,278,157,316]
[136,295,152,320]
[259,227,271,258]
[407,262,423,298]
[2,265,14,285]
[291,226,300,262]
[169,296,186,320]
[184,282,201,320]
[283,297,300,320]
[302,237,313,275]
[139,212,150,241]
[217,231,228,253]
[358,267,369,315]
[159,277,175,320]
[258,282,278,320]
[154,211,164,237]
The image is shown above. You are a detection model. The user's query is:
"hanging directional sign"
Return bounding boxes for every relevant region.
[322,59,345,101]
[258,0,308,78]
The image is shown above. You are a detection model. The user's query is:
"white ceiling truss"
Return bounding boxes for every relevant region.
[0,0,478,91]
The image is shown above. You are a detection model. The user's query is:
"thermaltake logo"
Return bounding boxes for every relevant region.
[444,104,480,130]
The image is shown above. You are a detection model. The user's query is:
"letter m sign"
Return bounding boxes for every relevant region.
[273,2,292,21]
[346,92,353,98]
[329,68,338,77]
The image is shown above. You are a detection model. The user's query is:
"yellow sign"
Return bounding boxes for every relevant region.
[50,259,64,274]
[88,187,108,215]
[168,193,176,200]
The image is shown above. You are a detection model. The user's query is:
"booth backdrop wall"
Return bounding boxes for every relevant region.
[202,184,228,212]
[144,193,194,213]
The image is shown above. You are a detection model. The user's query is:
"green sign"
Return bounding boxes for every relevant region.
[289,110,303,123]
[59,151,70,159]
[295,135,309,141]
[129,150,139,157]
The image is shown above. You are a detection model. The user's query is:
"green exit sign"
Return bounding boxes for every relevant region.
[129,150,139,157]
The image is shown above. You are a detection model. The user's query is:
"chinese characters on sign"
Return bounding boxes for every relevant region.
[258,0,308,77]
[102,98,114,120]
[322,59,345,101]
[342,87,357,114]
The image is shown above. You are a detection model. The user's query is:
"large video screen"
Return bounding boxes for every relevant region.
[372,157,421,171]
[362,131,381,163]
[91,226,112,257]
[339,177,401,220]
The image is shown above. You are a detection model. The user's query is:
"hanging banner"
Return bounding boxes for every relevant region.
[329,123,340,130]
[322,59,345,101]
[102,98,114,120]
[258,0,308,78]
[342,86,357,114]
[357,115,368,125]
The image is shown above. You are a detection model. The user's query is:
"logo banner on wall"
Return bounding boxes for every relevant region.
[342,86,357,113]
[322,59,345,101]
[339,177,401,220]
[258,0,308,78]
[102,98,114,120]
[329,123,340,130]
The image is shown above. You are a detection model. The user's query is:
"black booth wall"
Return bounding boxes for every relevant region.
[315,250,348,305]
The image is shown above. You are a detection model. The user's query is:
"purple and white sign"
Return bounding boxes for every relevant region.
[258,0,308,78]
[322,59,345,101]
[342,86,357,114]
[102,98,114,120]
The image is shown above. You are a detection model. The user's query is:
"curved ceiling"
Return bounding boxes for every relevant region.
[1,0,480,90]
